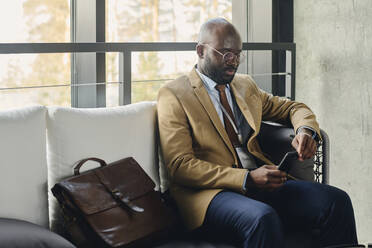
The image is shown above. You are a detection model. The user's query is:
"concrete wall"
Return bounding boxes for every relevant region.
[294,0,372,243]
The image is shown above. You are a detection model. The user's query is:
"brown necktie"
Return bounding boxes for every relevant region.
[215,84,241,147]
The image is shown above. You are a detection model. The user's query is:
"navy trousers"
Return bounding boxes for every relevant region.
[202,180,357,248]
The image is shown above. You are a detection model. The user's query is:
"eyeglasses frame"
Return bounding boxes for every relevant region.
[200,43,245,64]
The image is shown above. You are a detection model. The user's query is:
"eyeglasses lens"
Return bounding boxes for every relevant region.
[223,52,246,63]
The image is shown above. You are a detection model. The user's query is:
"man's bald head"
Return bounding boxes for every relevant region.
[196,18,242,84]
[198,18,241,46]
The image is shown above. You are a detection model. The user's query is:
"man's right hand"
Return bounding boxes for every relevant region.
[246,165,287,191]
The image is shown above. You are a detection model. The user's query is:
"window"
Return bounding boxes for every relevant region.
[0,1,70,110]
[106,0,232,106]
[0,1,291,109]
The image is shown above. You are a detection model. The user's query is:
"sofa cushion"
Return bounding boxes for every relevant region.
[46,102,159,232]
[0,106,48,227]
[0,218,75,248]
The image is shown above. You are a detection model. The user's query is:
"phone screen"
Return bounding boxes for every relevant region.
[277,151,298,172]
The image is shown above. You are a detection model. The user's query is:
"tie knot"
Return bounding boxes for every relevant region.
[215,84,226,93]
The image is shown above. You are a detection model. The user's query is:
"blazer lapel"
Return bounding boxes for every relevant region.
[230,81,258,134]
[231,78,275,165]
[189,68,236,159]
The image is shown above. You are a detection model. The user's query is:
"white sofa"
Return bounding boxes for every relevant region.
[0,102,325,248]
[0,102,165,247]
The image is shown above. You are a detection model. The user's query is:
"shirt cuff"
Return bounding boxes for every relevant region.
[242,170,250,192]
[297,126,317,140]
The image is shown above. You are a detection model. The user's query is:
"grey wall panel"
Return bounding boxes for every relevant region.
[294,0,372,243]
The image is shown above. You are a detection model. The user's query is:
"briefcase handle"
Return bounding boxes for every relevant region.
[74,157,107,175]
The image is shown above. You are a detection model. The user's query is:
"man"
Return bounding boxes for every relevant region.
[157,18,357,247]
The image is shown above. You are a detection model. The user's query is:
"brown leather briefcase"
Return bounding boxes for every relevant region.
[51,157,177,248]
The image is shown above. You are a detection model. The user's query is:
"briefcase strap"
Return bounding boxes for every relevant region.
[94,169,145,213]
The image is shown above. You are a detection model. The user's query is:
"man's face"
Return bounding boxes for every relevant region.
[201,31,242,84]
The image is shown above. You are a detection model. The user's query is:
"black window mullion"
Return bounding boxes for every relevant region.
[272,0,293,98]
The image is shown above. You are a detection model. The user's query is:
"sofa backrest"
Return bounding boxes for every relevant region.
[0,102,317,233]
[0,106,49,227]
[46,101,160,232]
[0,102,162,231]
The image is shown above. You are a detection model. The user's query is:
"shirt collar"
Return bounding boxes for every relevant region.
[195,67,230,92]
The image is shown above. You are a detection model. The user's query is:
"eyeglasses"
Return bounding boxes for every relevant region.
[202,43,245,64]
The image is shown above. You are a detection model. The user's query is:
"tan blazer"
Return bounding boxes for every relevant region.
[157,67,320,230]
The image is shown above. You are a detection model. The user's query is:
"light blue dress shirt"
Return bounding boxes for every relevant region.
[196,69,253,190]
[195,69,253,146]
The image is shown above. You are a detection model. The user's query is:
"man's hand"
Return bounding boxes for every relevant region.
[291,129,317,161]
[247,165,287,191]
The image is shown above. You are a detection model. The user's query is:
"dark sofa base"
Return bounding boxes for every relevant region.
[152,227,318,248]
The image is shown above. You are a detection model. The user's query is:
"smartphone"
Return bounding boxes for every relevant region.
[277,151,299,172]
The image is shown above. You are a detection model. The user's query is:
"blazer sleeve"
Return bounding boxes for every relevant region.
[252,82,321,139]
[157,86,247,193]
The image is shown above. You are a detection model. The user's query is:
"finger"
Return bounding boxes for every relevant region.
[267,170,287,178]
[302,146,311,159]
[303,139,316,159]
[295,136,303,155]
[267,177,282,184]
[268,172,287,181]
[281,171,287,178]
[291,137,299,149]
[312,142,317,156]
[298,135,308,155]
[312,140,317,155]
[306,146,316,159]
[264,165,278,170]
[268,176,287,184]
[297,136,309,161]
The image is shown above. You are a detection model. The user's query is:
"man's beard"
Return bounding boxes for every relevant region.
[203,56,236,84]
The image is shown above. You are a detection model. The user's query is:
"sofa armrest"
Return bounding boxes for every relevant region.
[0,218,75,248]
[257,121,319,182]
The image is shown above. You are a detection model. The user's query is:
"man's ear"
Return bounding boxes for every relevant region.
[196,44,204,59]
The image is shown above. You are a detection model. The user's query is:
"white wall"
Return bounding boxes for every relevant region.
[294,0,372,243]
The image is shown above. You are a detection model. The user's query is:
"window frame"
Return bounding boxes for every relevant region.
[0,1,296,108]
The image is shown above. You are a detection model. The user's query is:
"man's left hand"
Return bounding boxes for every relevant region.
[291,129,317,161]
